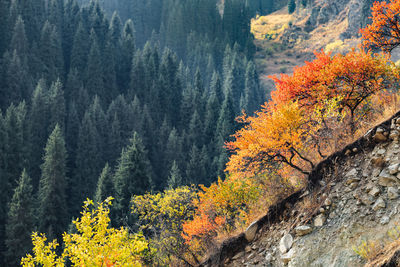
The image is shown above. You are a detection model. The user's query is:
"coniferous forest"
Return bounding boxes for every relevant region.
[0,0,276,265]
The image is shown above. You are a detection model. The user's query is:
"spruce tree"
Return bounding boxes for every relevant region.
[94,163,114,204]
[70,22,90,76]
[113,132,152,224]
[28,80,50,186]
[38,124,68,242]
[0,113,6,265]
[86,30,104,97]
[288,0,296,14]
[5,169,35,266]
[167,161,182,189]
[10,16,28,62]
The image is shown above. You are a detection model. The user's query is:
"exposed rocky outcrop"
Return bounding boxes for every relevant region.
[200,112,400,267]
[302,0,378,38]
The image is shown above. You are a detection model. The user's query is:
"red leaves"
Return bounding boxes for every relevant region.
[361,0,400,52]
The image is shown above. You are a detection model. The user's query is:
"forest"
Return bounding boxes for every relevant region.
[0,0,274,265]
[2,0,400,266]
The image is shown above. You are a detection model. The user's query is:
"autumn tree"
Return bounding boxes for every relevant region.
[182,176,260,252]
[270,50,398,135]
[361,0,400,52]
[132,186,197,265]
[21,198,150,267]
[226,101,318,179]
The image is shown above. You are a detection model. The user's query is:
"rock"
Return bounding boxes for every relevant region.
[379,170,398,186]
[345,168,358,177]
[281,249,295,264]
[360,195,374,205]
[232,251,245,260]
[295,225,312,236]
[319,207,325,213]
[245,246,252,253]
[371,157,385,168]
[388,163,400,175]
[372,197,386,211]
[279,233,294,254]
[377,148,387,155]
[353,147,358,153]
[265,253,272,263]
[314,214,326,227]
[388,187,399,199]
[345,177,360,185]
[245,221,258,242]
[372,167,382,177]
[380,216,390,225]
[247,252,255,260]
[390,130,400,140]
[349,182,359,189]
[368,187,380,197]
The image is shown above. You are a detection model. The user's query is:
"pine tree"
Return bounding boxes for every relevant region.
[28,80,50,186]
[74,97,106,208]
[119,19,135,92]
[70,22,90,76]
[48,79,66,132]
[3,50,31,105]
[0,112,7,265]
[113,132,152,224]
[288,0,296,14]
[94,163,114,204]
[167,160,182,188]
[10,16,29,62]
[3,102,28,196]
[86,30,104,97]
[216,91,236,141]
[38,124,68,242]
[5,169,35,266]
[39,21,64,83]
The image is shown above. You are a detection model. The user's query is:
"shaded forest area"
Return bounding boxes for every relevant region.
[0,0,279,265]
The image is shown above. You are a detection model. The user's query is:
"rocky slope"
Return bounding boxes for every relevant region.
[201,112,400,266]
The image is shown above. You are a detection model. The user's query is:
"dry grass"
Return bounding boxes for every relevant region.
[366,239,400,267]
[251,10,293,40]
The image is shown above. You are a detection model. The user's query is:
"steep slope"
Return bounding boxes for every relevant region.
[200,112,400,266]
[252,0,397,92]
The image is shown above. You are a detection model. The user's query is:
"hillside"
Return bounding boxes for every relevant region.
[251,0,400,91]
[201,110,400,267]
[198,1,400,266]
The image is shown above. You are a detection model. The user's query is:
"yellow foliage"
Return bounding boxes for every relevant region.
[131,186,197,265]
[21,197,149,267]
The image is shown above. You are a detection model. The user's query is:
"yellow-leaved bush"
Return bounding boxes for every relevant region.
[21,197,150,267]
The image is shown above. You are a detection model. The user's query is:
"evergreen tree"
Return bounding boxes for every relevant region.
[48,79,66,132]
[28,80,50,186]
[0,112,7,264]
[10,16,29,62]
[74,97,106,208]
[86,30,104,97]
[38,124,68,242]
[113,132,152,224]
[288,0,296,14]
[3,50,31,105]
[3,102,28,196]
[39,21,64,83]
[167,160,182,189]
[70,22,90,76]
[94,163,114,203]
[5,169,35,266]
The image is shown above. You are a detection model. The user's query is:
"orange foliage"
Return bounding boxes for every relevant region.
[182,177,260,246]
[270,50,397,134]
[226,101,315,178]
[227,49,398,179]
[361,0,400,52]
